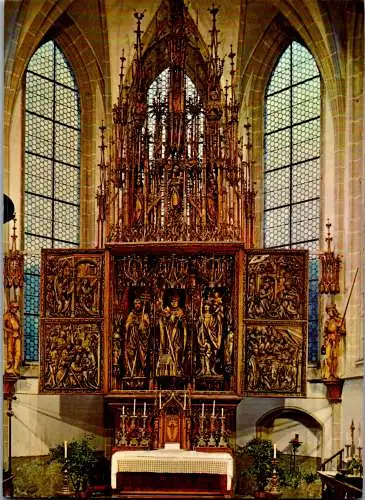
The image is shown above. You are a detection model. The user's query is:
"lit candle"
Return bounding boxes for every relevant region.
[202,403,205,417]
[183,393,187,410]
[274,443,277,459]
[122,405,125,415]
[159,392,162,409]
[212,400,216,416]
[133,399,136,416]
[143,402,146,416]
[221,407,224,417]
[64,441,67,459]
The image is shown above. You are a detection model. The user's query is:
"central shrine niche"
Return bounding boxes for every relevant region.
[111,244,239,393]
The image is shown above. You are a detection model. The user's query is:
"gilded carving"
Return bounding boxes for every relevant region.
[125,295,151,378]
[41,321,102,392]
[43,254,103,318]
[245,324,304,395]
[4,301,22,376]
[247,253,306,320]
[197,290,224,377]
[321,304,346,379]
[244,250,308,396]
[157,290,188,376]
[113,251,236,391]
[75,259,101,316]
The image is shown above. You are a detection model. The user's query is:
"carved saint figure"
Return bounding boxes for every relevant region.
[321,304,346,379]
[133,181,144,225]
[206,173,217,224]
[125,297,150,377]
[224,330,234,374]
[169,166,183,213]
[277,275,300,319]
[158,293,187,376]
[78,277,97,315]
[4,301,22,375]
[197,292,224,376]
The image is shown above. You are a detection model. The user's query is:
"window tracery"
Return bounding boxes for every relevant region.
[24,40,80,361]
[264,41,320,362]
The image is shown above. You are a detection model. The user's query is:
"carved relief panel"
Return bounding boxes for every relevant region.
[243,250,308,397]
[39,250,104,393]
[110,244,241,393]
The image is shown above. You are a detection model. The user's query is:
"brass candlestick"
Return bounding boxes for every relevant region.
[218,414,227,447]
[208,413,216,447]
[119,411,127,446]
[140,414,149,447]
[197,414,206,447]
[57,461,73,496]
[268,457,282,497]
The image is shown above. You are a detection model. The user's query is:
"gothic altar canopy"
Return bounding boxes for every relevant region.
[39,0,308,457]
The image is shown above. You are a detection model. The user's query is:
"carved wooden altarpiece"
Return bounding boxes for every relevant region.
[37,5,309,494]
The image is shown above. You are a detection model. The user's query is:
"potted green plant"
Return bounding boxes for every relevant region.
[49,434,99,497]
[241,437,274,498]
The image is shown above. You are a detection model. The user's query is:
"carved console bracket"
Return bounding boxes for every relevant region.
[322,378,344,403]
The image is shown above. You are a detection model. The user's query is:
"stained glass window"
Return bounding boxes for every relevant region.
[24,41,80,361]
[264,41,320,362]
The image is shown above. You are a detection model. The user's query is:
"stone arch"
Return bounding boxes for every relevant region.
[237,4,347,246]
[4,5,111,246]
[257,407,323,460]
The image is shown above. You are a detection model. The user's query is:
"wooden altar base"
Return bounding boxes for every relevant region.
[111,495,233,499]
[115,472,231,497]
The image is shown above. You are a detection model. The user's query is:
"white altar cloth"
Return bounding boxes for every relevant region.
[111,448,234,490]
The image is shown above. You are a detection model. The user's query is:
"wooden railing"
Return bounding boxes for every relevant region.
[320,448,344,471]
[318,471,362,500]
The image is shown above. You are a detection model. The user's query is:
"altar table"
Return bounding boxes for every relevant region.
[111,448,234,495]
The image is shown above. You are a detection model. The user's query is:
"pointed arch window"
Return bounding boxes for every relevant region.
[24,40,80,361]
[264,41,320,361]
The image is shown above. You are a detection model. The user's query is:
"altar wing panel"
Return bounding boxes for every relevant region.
[243,249,308,397]
[39,249,105,393]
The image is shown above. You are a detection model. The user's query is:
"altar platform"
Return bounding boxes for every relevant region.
[111,447,234,497]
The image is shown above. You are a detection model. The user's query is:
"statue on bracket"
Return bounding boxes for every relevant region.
[321,304,346,380]
[4,301,22,376]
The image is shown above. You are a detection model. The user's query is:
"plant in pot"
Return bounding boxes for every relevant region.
[49,434,99,497]
[241,437,274,498]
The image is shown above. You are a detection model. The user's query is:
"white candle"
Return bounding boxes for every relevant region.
[143,402,146,416]
[122,405,125,415]
[202,403,205,417]
[183,393,187,410]
[64,441,67,459]
[159,392,162,409]
[274,443,277,459]
[212,400,216,416]
[221,407,224,417]
[133,399,136,416]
